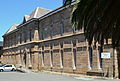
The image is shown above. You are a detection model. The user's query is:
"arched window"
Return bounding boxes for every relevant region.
[73,49,77,67]
[19,33,22,44]
[89,47,93,68]
[30,30,32,41]
[98,46,103,68]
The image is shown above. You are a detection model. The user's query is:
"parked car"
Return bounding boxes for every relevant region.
[0,64,6,71]
[0,64,16,72]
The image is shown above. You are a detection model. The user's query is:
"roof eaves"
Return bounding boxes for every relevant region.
[17,18,38,28]
[3,24,19,36]
[38,2,75,21]
[3,18,38,37]
[3,28,18,37]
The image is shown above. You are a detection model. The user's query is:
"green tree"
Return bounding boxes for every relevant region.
[64,0,120,48]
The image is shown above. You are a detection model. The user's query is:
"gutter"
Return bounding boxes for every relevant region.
[38,2,76,21]
[3,1,76,37]
[3,18,38,37]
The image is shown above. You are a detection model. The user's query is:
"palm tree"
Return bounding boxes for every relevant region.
[64,0,120,78]
[64,0,120,48]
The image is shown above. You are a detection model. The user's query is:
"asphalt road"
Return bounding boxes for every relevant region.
[0,72,119,81]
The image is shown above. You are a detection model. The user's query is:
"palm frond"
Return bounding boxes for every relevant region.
[64,0,120,48]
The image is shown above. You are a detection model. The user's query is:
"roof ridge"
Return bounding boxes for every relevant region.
[34,7,39,18]
[38,7,51,11]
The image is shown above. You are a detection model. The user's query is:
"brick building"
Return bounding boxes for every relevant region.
[2,5,120,78]
[0,41,3,63]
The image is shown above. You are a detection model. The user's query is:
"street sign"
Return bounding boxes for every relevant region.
[101,52,111,59]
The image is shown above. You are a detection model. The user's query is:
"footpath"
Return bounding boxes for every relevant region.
[34,70,116,80]
[16,68,118,80]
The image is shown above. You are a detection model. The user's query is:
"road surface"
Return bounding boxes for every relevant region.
[0,72,119,81]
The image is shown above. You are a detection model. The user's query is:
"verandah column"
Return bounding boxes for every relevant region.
[27,49,32,69]
[113,48,119,78]
[33,45,39,70]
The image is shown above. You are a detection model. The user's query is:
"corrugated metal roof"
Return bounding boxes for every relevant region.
[28,7,51,20]
[4,7,51,35]
[5,24,19,34]
[22,7,51,23]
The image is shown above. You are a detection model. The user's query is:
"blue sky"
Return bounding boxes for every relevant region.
[0,0,63,41]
